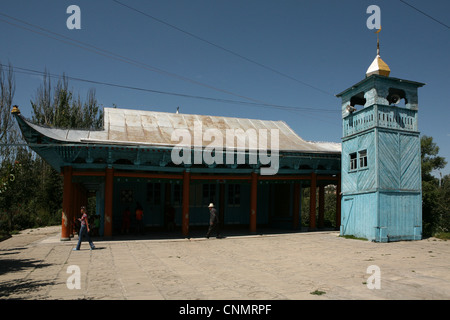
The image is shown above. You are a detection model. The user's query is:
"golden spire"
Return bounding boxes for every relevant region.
[366,27,390,77]
[11,105,20,114]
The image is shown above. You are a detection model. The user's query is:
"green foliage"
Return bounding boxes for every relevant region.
[434,232,450,240]
[310,290,326,296]
[0,68,103,236]
[30,72,103,130]
[0,149,62,232]
[301,185,337,228]
[421,136,449,237]
[435,175,450,234]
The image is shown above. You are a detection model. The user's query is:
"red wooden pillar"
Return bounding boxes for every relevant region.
[309,172,317,230]
[250,172,258,233]
[292,183,300,229]
[182,170,190,237]
[336,174,341,231]
[318,185,325,228]
[104,167,114,237]
[61,166,73,241]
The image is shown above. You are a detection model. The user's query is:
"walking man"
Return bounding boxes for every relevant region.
[73,206,95,251]
[206,203,221,239]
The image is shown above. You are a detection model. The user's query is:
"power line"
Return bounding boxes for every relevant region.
[111,0,335,97]
[399,0,450,30]
[0,10,339,128]
[3,63,338,114]
[0,12,266,105]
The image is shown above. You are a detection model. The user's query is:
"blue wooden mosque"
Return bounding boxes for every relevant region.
[337,38,424,242]
[12,36,424,243]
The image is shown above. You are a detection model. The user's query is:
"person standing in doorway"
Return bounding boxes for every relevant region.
[135,202,144,235]
[73,206,95,251]
[206,203,221,239]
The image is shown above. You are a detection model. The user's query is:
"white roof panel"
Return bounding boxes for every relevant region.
[26,107,341,153]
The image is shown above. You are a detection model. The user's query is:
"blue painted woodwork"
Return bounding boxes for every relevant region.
[337,74,424,242]
[12,109,340,234]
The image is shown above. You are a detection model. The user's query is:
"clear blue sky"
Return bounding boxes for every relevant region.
[1,0,449,175]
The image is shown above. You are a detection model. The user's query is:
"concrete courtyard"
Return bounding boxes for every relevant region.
[0,226,449,300]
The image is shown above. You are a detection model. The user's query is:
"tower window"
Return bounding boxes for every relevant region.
[387,88,407,106]
[359,150,368,168]
[350,91,367,110]
[350,153,357,171]
[349,150,368,172]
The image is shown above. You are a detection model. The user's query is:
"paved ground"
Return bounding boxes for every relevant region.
[0,226,449,300]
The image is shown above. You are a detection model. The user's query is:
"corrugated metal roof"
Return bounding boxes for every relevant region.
[27,107,341,153]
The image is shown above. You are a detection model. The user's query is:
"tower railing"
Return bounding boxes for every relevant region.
[343,104,417,137]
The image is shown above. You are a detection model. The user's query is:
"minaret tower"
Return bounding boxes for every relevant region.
[336,31,424,242]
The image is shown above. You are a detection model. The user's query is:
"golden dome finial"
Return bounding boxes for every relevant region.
[11,105,20,114]
[366,26,390,77]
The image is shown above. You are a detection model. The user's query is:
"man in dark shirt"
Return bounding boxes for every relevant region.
[206,203,221,239]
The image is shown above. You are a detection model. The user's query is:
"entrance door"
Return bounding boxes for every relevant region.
[341,197,354,235]
[270,184,291,228]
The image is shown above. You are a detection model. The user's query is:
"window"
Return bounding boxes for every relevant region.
[147,183,161,205]
[120,189,133,203]
[227,184,241,206]
[189,184,202,207]
[190,184,216,207]
[350,153,357,171]
[349,150,368,172]
[359,150,368,169]
[202,184,216,206]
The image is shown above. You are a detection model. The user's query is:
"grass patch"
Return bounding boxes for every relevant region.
[310,290,326,296]
[434,232,450,240]
[340,234,368,241]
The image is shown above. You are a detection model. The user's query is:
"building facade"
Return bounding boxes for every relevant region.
[12,107,341,239]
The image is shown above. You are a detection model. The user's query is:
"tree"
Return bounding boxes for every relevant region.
[1,67,104,234]
[421,135,447,182]
[436,175,450,234]
[0,63,21,161]
[26,71,103,228]
[421,135,448,237]
[31,72,103,129]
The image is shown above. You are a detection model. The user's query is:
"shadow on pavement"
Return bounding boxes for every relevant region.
[0,278,56,299]
[0,257,53,276]
[90,226,338,243]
